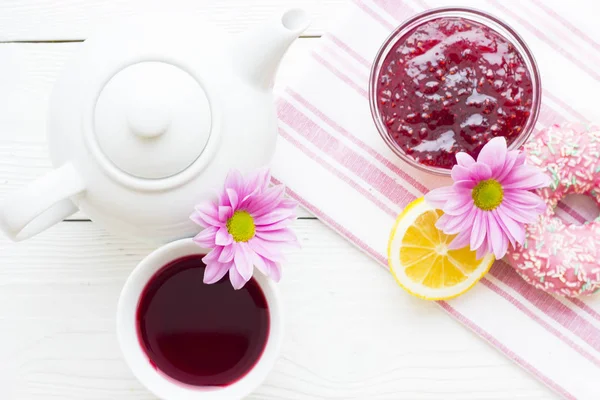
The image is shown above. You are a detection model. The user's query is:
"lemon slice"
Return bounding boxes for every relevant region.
[388,197,494,300]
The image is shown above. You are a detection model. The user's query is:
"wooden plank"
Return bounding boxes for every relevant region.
[0,219,552,399]
[0,39,317,219]
[0,0,347,41]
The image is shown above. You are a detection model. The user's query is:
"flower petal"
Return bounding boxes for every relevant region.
[496,150,519,182]
[246,167,271,193]
[229,266,248,290]
[248,237,285,262]
[264,259,282,282]
[456,152,476,167]
[215,226,233,246]
[435,213,451,231]
[496,205,526,244]
[437,212,472,235]
[424,186,454,209]
[491,209,515,248]
[475,243,489,259]
[254,208,296,226]
[251,251,269,276]
[443,195,474,216]
[224,169,244,192]
[501,165,541,183]
[536,198,547,214]
[454,180,476,190]
[255,228,298,243]
[448,229,471,250]
[478,218,495,258]
[202,247,223,264]
[203,261,231,284]
[438,204,476,234]
[246,185,285,217]
[191,202,220,227]
[499,199,539,224]
[255,218,295,231]
[218,206,232,222]
[470,209,486,250]
[226,188,239,210]
[451,165,475,182]
[503,191,546,209]
[487,214,507,259]
[476,137,507,176]
[218,243,235,263]
[190,211,207,228]
[471,162,492,181]
[192,226,218,248]
[279,198,298,210]
[234,242,254,281]
[502,168,552,190]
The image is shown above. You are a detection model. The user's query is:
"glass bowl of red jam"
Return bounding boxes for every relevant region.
[369,8,541,175]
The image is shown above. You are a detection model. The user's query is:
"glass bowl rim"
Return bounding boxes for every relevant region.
[368,6,542,176]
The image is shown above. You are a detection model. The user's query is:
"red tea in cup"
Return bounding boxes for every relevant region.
[136,255,270,387]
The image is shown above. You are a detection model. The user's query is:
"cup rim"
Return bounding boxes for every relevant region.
[368,6,542,176]
[116,238,283,400]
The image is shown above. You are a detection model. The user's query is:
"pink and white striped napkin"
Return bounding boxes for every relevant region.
[271,1,600,398]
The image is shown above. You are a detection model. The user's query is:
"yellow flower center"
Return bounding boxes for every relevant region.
[226,210,256,242]
[472,179,504,211]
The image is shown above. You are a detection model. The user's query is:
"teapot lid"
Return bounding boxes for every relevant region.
[93,61,211,179]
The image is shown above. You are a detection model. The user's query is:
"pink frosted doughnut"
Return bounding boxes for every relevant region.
[507,123,600,297]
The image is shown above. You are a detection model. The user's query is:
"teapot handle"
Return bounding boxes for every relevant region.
[0,163,86,241]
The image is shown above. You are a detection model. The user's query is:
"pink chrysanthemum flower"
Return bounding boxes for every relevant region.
[191,168,298,289]
[425,137,551,260]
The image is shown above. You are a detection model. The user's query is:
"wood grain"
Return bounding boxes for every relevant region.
[0,40,317,219]
[0,220,553,399]
[0,0,347,41]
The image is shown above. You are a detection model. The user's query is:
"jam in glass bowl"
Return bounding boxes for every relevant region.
[369,8,541,175]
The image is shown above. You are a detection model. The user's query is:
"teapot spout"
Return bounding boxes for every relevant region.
[234,9,310,90]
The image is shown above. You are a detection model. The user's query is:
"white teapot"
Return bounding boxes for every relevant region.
[0,9,309,242]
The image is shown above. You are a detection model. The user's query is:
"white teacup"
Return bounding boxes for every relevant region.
[116,238,283,400]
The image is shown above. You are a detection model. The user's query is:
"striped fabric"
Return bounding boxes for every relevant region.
[271,1,600,398]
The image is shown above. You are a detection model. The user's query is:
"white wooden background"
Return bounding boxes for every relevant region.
[0,1,556,399]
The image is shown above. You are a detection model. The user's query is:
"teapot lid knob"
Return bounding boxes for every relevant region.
[127,103,170,139]
[93,61,212,180]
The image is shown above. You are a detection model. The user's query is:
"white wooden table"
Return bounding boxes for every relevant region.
[0,1,557,399]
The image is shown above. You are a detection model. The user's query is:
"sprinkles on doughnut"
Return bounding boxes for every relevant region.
[507,123,600,297]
